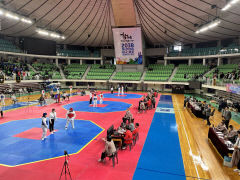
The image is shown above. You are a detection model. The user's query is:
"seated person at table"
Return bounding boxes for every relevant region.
[98,136,116,162]
[139,100,146,113]
[62,92,66,100]
[215,121,228,135]
[147,99,152,109]
[132,123,139,138]
[124,109,132,123]
[118,124,126,134]
[232,130,240,175]
[11,94,18,104]
[122,126,133,149]
[120,118,127,129]
[129,119,135,132]
[225,125,238,143]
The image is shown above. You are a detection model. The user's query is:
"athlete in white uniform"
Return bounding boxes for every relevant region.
[65,108,76,129]
[118,87,121,96]
[111,87,114,94]
[99,92,104,104]
[41,89,45,96]
[69,86,72,96]
[0,93,5,106]
[41,113,48,140]
[93,94,98,107]
[57,87,60,94]
[121,86,124,95]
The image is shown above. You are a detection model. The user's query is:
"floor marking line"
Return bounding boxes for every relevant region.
[136,167,209,180]
[174,96,200,179]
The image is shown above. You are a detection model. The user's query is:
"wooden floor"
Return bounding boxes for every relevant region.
[172,94,240,180]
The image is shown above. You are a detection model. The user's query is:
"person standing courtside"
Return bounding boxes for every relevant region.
[223,107,232,129]
[121,85,124,95]
[0,93,5,106]
[118,86,121,96]
[205,104,211,126]
[111,86,114,94]
[49,109,57,134]
[65,108,76,130]
[41,113,48,140]
[89,91,92,104]
[0,105,3,118]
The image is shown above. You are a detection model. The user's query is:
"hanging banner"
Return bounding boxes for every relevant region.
[113,27,143,64]
[226,84,240,94]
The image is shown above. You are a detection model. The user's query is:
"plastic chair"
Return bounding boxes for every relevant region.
[133,133,139,146]
[107,151,118,167]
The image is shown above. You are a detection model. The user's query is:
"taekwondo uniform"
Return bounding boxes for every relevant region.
[41,114,48,140]
[93,94,98,107]
[69,86,72,96]
[121,86,124,95]
[65,109,76,129]
[0,94,5,106]
[100,93,103,104]
[118,87,120,96]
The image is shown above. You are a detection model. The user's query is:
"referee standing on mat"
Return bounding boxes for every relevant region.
[49,108,57,134]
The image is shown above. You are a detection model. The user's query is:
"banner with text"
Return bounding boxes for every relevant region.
[113,27,142,64]
[226,84,240,94]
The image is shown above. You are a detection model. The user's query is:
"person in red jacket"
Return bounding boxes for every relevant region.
[132,123,139,138]
[147,99,152,109]
[122,126,133,149]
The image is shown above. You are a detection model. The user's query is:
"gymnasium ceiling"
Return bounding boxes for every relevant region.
[0,0,240,47]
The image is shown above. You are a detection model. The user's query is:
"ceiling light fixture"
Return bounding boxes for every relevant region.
[20,18,32,24]
[196,19,221,34]
[222,0,240,11]
[0,8,33,24]
[36,29,65,40]
[5,12,19,20]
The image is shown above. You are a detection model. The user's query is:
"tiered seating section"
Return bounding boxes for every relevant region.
[206,64,240,84]
[86,64,115,80]
[0,39,22,53]
[168,44,240,57]
[32,63,61,79]
[144,64,174,81]
[172,64,209,82]
[63,64,88,79]
[112,72,142,81]
[57,49,100,57]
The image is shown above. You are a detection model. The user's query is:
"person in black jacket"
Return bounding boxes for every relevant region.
[223,107,232,129]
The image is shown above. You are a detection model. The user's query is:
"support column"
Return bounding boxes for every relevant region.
[164,59,167,66]
[101,60,103,65]
[217,57,221,66]
[56,58,58,66]
[192,43,196,48]
[67,59,71,65]
[94,60,96,64]
[217,40,221,47]
[188,58,192,66]
[203,58,206,66]
[80,60,83,65]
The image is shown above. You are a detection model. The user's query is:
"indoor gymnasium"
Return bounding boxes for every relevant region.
[0,0,240,180]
